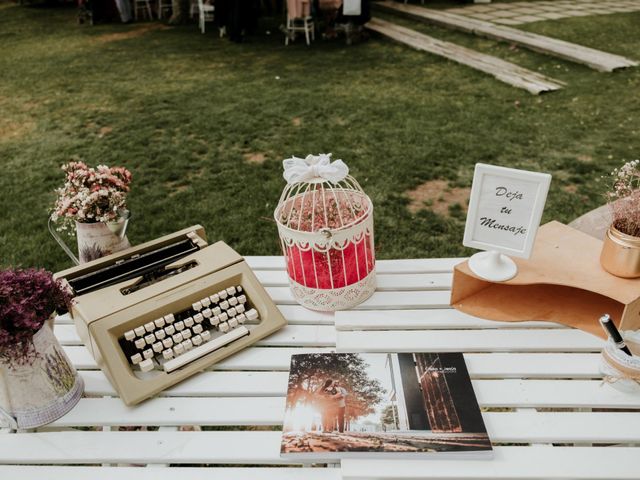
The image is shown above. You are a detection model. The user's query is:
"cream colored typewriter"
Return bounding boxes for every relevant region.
[54,226,286,406]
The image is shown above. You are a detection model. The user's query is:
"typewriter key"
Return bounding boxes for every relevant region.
[139,358,154,372]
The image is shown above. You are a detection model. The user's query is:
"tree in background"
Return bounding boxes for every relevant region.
[380,404,399,430]
[286,353,386,425]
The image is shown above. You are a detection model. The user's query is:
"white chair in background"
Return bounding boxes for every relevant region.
[134,0,153,20]
[197,0,215,34]
[157,0,172,19]
[285,0,314,46]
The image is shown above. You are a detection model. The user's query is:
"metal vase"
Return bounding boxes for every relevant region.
[49,210,131,265]
[600,225,640,278]
[0,319,84,430]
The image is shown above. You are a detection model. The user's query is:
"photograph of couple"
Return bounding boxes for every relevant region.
[318,378,349,433]
[281,352,492,457]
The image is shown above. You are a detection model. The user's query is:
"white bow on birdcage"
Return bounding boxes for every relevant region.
[274,154,376,311]
[283,154,349,184]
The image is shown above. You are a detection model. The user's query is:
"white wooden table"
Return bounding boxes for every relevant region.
[1,256,639,479]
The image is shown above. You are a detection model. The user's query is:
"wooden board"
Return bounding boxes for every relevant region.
[0,467,340,480]
[376,1,639,72]
[450,221,640,337]
[342,447,640,480]
[365,17,565,94]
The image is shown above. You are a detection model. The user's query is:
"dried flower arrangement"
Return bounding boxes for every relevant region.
[0,269,72,366]
[51,161,132,232]
[280,190,366,232]
[606,160,640,237]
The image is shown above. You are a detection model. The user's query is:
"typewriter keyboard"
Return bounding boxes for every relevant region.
[119,285,259,374]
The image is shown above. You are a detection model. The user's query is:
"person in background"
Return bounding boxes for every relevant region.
[332,379,348,433]
[216,0,260,42]
[318,379,338,432]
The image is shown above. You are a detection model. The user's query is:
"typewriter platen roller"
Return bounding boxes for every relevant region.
[55,226,287,406]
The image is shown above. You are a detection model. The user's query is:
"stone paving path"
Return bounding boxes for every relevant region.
[445,0,640,25]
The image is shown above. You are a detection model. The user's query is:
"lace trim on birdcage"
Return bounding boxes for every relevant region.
[277,213,374,253]
[288,270,376,311]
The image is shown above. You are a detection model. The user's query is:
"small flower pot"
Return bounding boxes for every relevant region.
[600,225,640,278]
[49,210,131,265]
[75,210,131,264]
[0,318,84,430]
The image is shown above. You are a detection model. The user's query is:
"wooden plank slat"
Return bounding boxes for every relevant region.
[48,397,286,427]
[0,431,285,465]
[366,18,565,94]
[54,324,337,347]
[45,397,640,444]
[474,379,640,409]
[65,345,602,378]
[463,353,601,379]
[335,309,565,330]
[341,446,640,480]
[71,368,639,408]
[256,271,453,291]
[273,305,334,325]
[245,256,288,270]
[3,432,640,468]
[266,287,453,308]
[80,370,289,397]
[376,1,639,72]
[356,290,452,309]
[0,466,340,480]
[337,328,604,352]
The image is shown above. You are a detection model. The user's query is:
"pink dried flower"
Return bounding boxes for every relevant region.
[51,161,132,232]
[280,189,366,232]
[0,269,72,367]
[606,160,640,237]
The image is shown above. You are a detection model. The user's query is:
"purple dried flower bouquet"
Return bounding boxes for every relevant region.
[0,269,72,366]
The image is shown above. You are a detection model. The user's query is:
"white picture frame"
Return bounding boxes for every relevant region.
[463,163,552,260]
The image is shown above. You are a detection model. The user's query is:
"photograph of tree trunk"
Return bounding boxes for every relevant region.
[281,352,492,458]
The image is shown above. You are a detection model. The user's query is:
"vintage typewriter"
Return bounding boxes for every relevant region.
[55,225,287,406]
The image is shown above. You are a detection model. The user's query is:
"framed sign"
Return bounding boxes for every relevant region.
[463,164,551,281]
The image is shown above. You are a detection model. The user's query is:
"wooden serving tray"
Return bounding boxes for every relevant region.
[451,221,640,338]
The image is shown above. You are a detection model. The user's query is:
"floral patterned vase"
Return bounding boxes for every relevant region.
[75,210,131,264]
[0,318,84,429]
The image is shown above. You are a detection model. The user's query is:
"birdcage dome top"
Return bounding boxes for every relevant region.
[275,154,372,234]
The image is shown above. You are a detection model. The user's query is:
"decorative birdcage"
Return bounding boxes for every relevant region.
[274,154,376,311]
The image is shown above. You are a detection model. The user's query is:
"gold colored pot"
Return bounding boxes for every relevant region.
[600,225,640,278]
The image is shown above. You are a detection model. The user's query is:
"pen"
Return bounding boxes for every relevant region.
[599,314,632,356]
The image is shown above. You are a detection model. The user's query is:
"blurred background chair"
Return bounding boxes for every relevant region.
[197,0,215,33]
[285,0,314,46]
[157,0,172,19]
[134,0,153,20]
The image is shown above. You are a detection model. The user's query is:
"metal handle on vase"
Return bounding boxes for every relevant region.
[48,217,80,266]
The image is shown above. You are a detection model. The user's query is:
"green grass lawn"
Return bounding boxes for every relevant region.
[1,1,639,272]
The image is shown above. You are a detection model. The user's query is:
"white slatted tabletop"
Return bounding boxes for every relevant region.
[1,256,638,479]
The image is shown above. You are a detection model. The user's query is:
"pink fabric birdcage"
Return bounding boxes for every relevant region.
[274,154,376,311]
